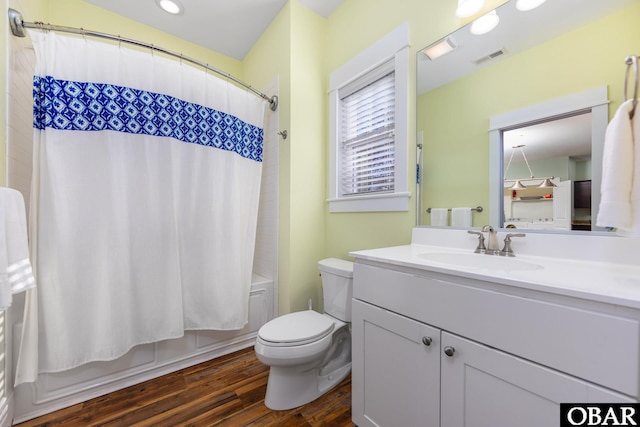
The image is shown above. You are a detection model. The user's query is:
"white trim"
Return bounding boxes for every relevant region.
[488,86,609,228]
[328,192,411,213]
[328,23,411,213]
[489,86,609,130]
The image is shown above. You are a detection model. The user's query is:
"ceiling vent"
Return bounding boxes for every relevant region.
[474,48,507,65]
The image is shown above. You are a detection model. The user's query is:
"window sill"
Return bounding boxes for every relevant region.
[328,192,411,213]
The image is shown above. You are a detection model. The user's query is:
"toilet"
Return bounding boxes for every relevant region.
[254,258,353,410]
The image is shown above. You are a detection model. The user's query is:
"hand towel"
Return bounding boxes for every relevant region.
[430,208,448,226]
[596,99,640,236]
[451,207,473,227]
[0,187,36,310]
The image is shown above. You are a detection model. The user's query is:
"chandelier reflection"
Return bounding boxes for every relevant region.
[504,144,557,189]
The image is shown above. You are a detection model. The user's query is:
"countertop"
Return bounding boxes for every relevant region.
[349,243,640,310]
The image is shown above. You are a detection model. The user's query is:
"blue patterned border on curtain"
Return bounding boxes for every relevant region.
[33,75,264,162]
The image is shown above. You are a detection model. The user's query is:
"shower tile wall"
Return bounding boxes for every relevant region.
[6,0,35,210]
[253,78,279,286]
[5,0,35,418]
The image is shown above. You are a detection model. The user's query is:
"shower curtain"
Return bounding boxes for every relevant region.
[18,31,266,379]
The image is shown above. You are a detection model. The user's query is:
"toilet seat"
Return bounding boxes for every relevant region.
[258,311,335,347]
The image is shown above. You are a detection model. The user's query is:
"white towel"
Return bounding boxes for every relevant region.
[596,99,640,236]
[451,207,472,227]
[430,208,448,226]
[0,187,36,310]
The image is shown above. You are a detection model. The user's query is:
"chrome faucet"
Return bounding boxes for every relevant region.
[467,230,486,253]
[481,225,500,255]
[500,233,526,257]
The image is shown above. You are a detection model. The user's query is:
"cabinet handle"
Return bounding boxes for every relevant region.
[443,346,455,357]
[422,336,432,346]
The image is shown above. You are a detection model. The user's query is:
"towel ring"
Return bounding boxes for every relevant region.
[624,55,638,120]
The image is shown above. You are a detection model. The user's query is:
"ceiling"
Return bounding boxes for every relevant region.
[417,0,637,95]
[83,0,345,60]
[503,112,592,164]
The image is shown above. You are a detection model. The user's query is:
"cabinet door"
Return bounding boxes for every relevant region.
[440,332,635,427]
[352,299,440,427]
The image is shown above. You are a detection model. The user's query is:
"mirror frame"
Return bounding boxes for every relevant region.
[488,86,609,230]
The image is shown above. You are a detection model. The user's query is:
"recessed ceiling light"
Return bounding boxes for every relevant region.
[156,0,183,15]
[456,0,485,18]
[516,0,547,12]
[470,10,500,35]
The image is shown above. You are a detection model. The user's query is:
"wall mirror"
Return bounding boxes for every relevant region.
[502,112,592,230]
[416,0,639,232]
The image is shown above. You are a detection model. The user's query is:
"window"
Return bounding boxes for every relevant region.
[340,67,396,197]
[328,23,410,212]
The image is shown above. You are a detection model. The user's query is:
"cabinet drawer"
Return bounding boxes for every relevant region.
[354,263,640,397]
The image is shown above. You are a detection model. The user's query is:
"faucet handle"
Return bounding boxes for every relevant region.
[500,233,526,257]
[467,230,486,254]
[505,233,526,239]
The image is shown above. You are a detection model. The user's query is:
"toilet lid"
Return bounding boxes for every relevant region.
[258,311,335,345]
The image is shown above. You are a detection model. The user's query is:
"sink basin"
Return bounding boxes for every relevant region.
[417,252,543,272]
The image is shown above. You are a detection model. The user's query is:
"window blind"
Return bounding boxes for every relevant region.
[339,71,395,196]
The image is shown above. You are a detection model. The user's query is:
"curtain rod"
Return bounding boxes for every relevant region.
[7,8,278,112]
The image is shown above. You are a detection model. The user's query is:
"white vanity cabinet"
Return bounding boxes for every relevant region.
[351,261,639,427]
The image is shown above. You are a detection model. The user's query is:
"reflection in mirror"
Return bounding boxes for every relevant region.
[416,0,640,232]
[502,113,592,231]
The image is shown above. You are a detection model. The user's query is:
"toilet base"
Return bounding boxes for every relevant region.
[264,362,352,410]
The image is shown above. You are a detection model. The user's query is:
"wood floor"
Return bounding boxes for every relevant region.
[15,347,356,427]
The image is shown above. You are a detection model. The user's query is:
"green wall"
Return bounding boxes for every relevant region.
[244,4,293,314]
[417,3,640,226]
[245,2,328,314]
[288,3,327,311]
[322,0,463,259]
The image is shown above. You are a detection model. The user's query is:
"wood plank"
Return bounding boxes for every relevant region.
[15,347,356,427]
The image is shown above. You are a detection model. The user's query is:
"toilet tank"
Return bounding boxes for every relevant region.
[318,258,354,322]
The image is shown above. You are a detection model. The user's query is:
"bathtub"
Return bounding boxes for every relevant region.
[12,274,275,423]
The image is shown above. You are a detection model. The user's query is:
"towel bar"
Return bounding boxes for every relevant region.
[426,206,483,213]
